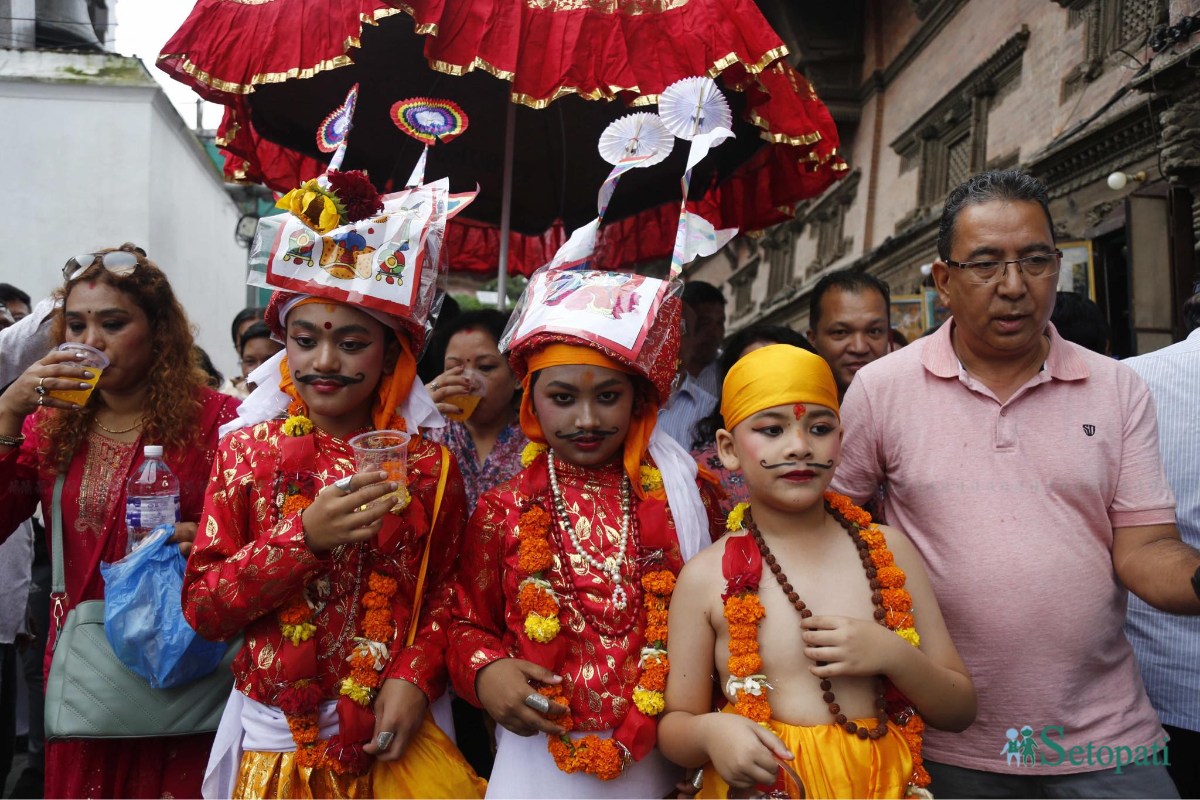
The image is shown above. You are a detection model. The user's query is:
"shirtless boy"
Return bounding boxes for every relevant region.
[659,344,976,798]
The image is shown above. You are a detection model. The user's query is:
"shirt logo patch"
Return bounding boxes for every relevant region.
[1082,424,1096,437]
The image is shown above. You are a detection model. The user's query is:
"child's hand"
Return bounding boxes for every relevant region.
[801,615,899,678]
[300,471,399,553]
[703,713,793,789]
[476,657,569,737]
[365,678,427,762]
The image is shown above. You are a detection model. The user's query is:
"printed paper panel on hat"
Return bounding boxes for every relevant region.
[248,179,464,341]
[501,268,672,363]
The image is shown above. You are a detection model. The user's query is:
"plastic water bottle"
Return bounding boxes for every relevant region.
[125,445,180,555]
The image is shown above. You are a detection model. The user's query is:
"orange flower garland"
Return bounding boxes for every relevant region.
[724,588,771,725]
[540,569,679,780]
[722,494,931,793]
[274,414,400,774]
[631,570,674,717]
[517,505,560,644]
[517,450,681,781]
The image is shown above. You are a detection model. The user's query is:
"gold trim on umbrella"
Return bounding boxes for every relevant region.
[523,0,690,13]
[216,121,241,147]
[157,8,401,94]
[747,109,825,147]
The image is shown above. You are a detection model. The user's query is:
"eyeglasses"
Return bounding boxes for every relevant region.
[62,249,145,282]
[944,250,1062,285]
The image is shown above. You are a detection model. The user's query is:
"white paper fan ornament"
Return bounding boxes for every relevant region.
[658,76,732,140]
[598,112,674,167]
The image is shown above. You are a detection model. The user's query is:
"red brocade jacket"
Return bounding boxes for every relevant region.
[185,420,467,705]
[448,456,723,733]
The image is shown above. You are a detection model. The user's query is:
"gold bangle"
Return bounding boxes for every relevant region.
[0,433,25,447]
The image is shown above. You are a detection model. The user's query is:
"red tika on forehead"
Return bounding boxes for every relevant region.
[794,403,806,420]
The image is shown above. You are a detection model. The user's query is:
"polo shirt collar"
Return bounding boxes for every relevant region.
[922,318,1090,381]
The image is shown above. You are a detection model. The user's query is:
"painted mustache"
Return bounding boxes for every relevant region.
[759,459,835,470]
[295,372,366,386]
[556,427,621,440]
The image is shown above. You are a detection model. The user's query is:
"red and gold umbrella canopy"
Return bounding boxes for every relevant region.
[159,0,846,275]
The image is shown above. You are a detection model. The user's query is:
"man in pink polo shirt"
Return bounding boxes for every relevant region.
[833,170,1200,798]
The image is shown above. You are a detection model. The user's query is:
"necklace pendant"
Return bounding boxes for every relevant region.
[612,585,628,611]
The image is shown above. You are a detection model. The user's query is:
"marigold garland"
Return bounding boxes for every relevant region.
[518,464,679,780]
[726,502,749,532]
[639,466,664,495]
[520,441,548,467]
[275,414,400,774]
[281,414,314,437]
[720,494,932,792]
[516,505,560,644]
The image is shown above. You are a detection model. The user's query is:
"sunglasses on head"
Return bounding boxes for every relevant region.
[62,247,146,282]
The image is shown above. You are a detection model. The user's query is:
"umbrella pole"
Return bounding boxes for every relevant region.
[497,102,516,311]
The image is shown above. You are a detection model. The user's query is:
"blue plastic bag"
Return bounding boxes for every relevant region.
[100,525,227,689]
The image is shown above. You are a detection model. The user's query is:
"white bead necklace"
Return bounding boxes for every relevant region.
[547,452,633,611]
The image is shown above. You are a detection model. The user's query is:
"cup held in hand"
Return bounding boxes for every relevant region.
[348,430,411,511]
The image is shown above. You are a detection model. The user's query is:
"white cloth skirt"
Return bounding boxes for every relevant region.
[486,724,679,799]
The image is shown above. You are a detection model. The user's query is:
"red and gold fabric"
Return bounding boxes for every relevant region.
[447,455,723,733]
[156,0,845,275]
[185,421,467,709]
[234,715,485,799]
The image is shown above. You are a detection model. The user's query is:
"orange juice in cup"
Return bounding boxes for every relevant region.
[443,368,485,423]
[348,430,410,510]
[51,343,109,405]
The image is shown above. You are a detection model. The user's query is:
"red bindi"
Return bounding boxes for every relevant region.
[324,321,333,330]
[793,403,806,420]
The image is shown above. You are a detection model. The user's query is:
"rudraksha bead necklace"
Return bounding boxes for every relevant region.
[744,503,890,740]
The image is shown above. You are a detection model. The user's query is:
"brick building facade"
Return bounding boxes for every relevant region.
[695,0,1200,357]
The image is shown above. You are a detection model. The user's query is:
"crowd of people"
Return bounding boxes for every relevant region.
[0,168,1196,800]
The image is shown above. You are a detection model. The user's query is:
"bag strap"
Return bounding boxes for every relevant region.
[405,444,451,647]
[50,473,67,636]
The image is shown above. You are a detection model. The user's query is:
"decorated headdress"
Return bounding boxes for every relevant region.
[501,76,739,402]
[222,89,475,438]
[248,87,476,353]
[500,76,740,560]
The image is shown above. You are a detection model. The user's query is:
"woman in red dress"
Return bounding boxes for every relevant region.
[0,244,239,798]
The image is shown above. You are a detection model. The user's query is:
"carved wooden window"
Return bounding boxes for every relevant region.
[1116,0,1162,47]
[891,29,1029,224]
[766,240,793,297]
[944,134,972,196]
[731,260,758,317]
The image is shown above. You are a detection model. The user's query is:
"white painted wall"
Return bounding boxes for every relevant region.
[0,50,250,378]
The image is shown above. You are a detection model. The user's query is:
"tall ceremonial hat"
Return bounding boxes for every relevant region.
[221,92,473,438]
[249,88,475,351]
[500,76,739,402]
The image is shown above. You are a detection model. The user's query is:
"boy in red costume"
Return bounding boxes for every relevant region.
[185,176,484,799]
[447,273,725,798]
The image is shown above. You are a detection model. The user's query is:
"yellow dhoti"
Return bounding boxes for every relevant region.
[698,708,912,799]
[234,715,486,799]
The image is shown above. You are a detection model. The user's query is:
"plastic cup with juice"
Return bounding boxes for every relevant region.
[443,368,485,423]
[348,430,410,510]
[51,343,109,405]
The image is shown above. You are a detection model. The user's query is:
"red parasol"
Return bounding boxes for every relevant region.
[159,0,845,277]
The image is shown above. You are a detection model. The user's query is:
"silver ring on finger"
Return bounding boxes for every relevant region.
[523,692,551,714]
[429,381,439,392]
[375,731,395,750]
[37,396,46,407]
[35,377,47,396]
[333,475,354,495]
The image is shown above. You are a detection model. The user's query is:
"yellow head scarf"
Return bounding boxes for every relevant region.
[519,343,658,498]
[721,344,839,432]
[277,296,417,431]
